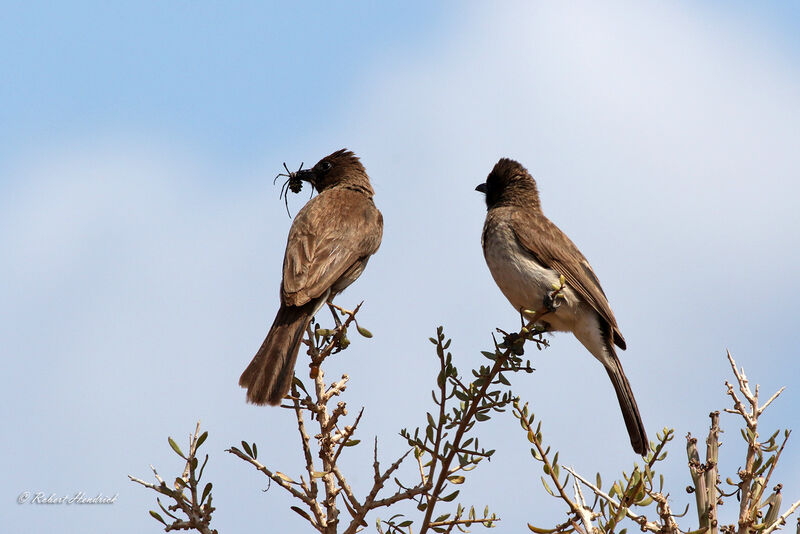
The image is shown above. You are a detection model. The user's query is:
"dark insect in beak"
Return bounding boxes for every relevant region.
[273,162,305,216]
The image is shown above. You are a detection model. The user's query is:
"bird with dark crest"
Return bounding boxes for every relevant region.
[476,158,648,455]
[240,149,383,406]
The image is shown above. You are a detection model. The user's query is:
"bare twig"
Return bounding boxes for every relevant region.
[762,501,800,534]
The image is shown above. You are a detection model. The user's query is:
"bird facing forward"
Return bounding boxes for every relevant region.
[239,149,383,406]
[476,158,647,455]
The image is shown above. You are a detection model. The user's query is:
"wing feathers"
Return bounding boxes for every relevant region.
[281,188,382,306]
[508,208,625,348]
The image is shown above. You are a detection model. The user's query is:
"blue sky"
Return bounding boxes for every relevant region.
[2,2,800,533]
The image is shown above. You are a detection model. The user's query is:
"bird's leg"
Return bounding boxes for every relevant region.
[327,302,343,328]
[518,308,527,330]
[327,302,360,354]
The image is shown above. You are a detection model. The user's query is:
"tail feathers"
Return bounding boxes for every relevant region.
[604,351,648,456]
[239,301,318,406]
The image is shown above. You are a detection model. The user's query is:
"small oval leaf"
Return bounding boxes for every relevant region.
[356,326,373,338]
[168,437,186,459]
[150,510,167,525]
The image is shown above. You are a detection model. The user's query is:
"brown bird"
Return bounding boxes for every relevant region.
[240,149,383,406]
[476,158,647,455]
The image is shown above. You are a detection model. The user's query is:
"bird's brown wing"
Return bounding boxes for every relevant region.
[281,188,383,307]
[508,208,626,349]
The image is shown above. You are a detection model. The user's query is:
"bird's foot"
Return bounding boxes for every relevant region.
[327,302,344,328]
[543,292,563,313]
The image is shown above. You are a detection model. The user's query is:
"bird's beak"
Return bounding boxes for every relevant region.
[475,183,487,193]
[295,169,315,183]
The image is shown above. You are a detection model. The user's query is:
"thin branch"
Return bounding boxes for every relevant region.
[762,501,800,534]
[564,467,661,533]
[759,387,786,416]
[226,447,314,506]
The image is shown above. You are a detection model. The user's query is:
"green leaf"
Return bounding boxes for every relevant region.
[441,490,460,502]
[291,506,313,522]
[293,377,309,395]
[344,439,361,447]
[252,442,258,459]
[357,325,373,338]
[241,441,253,457]
[448,475,466,484]
[201,483,212,504]
[149,510,167,525]
[168,437,186,459]
[196,431,208,449]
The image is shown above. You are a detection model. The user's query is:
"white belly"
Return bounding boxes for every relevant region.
[483,221,580,333]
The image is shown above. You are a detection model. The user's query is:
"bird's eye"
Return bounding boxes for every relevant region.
[320,161,333,171]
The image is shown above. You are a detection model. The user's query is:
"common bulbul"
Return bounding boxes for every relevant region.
[240,149,383,406]
[476,158,647,455]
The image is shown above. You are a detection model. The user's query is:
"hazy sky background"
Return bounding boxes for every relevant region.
[2,2,799,533]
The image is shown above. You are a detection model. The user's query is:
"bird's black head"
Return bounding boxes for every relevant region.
[475,158,540,210]
[295,149,370,193]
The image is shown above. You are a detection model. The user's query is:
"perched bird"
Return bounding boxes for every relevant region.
[476,158,647,455]
[240,149,383,406]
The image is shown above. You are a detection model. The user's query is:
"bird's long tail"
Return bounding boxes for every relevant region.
[604,349,648,455]
[239,300,320,406]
